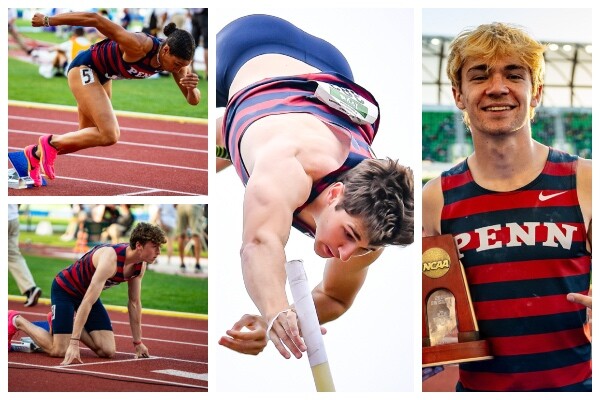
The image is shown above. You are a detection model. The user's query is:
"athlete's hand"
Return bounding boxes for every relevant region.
[31,13,46,28]
[179,71,199,90]
[265,309,327,360]
[134,342,150,358]
[567,293,592,309]
[61,342,83,365]
[422,366,444,381]
[218,314,269,355]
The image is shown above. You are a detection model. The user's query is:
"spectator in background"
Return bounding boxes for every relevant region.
[151,204,177,265]
[190,8,208,78]
[34,27,91,78]
[8,204,42,307]
[120,8,132,30]
[8,8,33,55]
[101,204,135,244]
[176,204,205,273]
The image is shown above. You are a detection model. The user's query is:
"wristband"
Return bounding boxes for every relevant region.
[44,16,50,27]
[133,340,142,346]
[70,337,80,341]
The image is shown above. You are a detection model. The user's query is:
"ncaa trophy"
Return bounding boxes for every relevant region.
[422,234,493,367]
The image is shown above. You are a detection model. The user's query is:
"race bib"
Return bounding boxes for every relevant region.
[314,81,378,125]
[80,67,95,85]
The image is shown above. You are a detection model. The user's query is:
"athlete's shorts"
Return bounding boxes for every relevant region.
[68,49,109,85]
[216,14,354,107]
[50,279,113,335]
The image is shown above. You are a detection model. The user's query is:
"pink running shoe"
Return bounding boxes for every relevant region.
[8,310,20,351]
[23,145,42,187]
[38,134,58,180]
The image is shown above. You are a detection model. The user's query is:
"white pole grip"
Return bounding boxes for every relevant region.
[286,259,335,392]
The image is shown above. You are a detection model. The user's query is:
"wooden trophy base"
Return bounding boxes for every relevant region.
[423,340,493,367]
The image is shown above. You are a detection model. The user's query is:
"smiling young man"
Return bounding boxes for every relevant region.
[8,222,166,366]
[422,23,592,391]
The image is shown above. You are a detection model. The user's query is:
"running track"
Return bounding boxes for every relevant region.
[8,300,208,392]
[8,101,208,196]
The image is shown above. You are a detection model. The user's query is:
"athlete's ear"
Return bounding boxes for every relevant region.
[453,86,465,110]
[327,182,344,205]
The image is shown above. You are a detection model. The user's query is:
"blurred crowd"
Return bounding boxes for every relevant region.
[8,8,208,79]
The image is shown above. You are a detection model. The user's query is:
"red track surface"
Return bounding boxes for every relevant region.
[8,103,208,196]
[8,301,208,391]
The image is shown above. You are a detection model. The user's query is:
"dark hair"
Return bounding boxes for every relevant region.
[129,222,167,248]
[163,22,195,61]
[336,158,414,247]
[73,27,85,37]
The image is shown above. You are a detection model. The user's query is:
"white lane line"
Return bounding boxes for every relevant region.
[9,129,207,153]
[8,361,207,389]
[153,369,208,381]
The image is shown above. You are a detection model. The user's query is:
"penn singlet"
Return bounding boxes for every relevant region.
[55,243,144,298]
[90,34,162,80]
[440,148,591,391]
[223,72,379,236]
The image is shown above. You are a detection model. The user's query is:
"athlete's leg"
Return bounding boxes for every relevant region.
[12,313,70,357]
[35,67,119,156]
[82,300,116,358]
[82,330,116,358]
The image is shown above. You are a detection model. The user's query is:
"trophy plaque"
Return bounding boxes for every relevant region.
[422,234,493,367]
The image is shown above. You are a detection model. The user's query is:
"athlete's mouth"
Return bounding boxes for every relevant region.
[483,105,514,111]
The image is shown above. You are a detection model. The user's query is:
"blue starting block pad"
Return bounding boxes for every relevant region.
[8,151,47,189]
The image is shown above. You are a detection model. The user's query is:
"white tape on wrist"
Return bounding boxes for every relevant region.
[265,308,295,340]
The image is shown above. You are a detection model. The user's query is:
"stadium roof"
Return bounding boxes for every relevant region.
[423,36,592,108]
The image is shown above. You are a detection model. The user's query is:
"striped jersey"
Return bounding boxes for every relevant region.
[222,72,379,236]
[440,148,591,391]
[90,34,162,80]
[54,243,143,299]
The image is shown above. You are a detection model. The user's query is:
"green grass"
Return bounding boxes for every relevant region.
[8,254,208,314]
[8,54,207,119]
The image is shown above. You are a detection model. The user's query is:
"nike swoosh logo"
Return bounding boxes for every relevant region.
[539,191,568,201]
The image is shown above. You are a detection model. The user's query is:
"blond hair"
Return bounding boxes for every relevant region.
[447,22,546,125]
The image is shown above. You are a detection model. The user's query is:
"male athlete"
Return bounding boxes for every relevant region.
[9,222,166,365]
[422,23,591,391]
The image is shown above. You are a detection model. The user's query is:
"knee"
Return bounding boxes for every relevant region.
[98,125,120,146]
[48,348,66,358]
[98,347,116,358]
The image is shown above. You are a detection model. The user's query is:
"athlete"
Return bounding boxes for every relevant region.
[422,22,591,391]
[8,222,166,365]
[24,11,200,187]
[216,14,414,359]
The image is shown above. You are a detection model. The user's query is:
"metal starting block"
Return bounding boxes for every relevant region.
[8,151,46,189]
[11,337,43,353]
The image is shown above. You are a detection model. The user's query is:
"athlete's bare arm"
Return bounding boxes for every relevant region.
[32,12,152,60]
[241,143,312,321]
[312,249,381,324]
[127,264,149,357]
[422,176,443,236]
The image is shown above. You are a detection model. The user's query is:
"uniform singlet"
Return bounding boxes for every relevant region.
[440,148,591,391]
[90,34,162,81]
[54,243,144,299]
[222,72,379,236]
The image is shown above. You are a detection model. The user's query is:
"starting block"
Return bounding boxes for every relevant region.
[10,337,43,353]
[8,151,46,189]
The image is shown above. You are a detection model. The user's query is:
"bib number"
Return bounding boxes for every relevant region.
[314,81,378,125]
[80,67,95,85]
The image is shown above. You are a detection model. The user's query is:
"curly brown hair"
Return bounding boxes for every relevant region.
[129,222,167,248]
[336,158,414,247]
